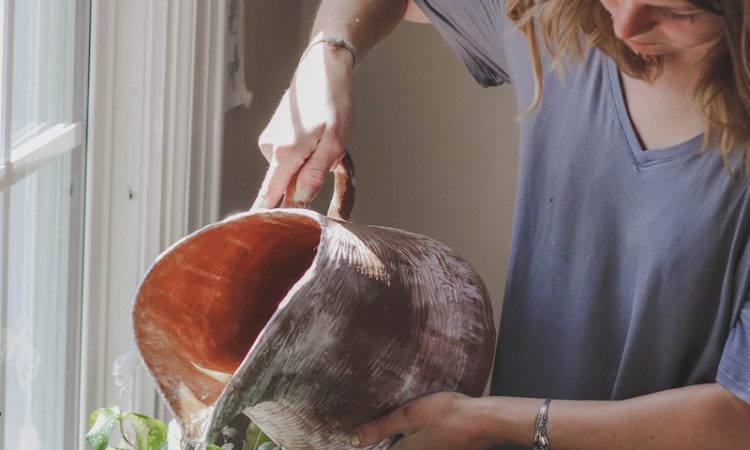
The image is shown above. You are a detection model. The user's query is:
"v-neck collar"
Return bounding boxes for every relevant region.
[605,56,703,168]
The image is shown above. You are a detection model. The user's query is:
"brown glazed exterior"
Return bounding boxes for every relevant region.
[133,157,496,450]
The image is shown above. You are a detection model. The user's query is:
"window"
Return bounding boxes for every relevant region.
[0,0,90,449]
[0,0,225,446]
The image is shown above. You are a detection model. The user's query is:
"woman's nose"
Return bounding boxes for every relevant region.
[611,2,656,40]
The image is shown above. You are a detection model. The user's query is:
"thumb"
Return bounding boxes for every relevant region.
[349,411,410,448]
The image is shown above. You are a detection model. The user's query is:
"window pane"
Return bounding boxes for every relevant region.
[1,0,89,447]
[3,150,83,450]
[12,0,78,147]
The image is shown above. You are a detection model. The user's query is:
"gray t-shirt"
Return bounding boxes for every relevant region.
[413,0,750,447]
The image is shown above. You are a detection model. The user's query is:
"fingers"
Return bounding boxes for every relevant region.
[390,433,411,449]
[253,57,353,210]
[252,150,305,210]
[294,131,346,204]
[349,407,414,448]
[281,172,303,208]
[253,133,347,210]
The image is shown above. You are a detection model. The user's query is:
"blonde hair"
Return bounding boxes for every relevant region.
[506,0,750,170]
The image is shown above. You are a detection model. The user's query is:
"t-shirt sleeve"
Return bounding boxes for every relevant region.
[717,297,750,405]
[412,0,511,87]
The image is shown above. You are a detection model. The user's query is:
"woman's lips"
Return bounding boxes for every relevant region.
[624,39,662,54]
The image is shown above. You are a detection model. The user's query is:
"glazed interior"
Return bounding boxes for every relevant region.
[134,212,321,412]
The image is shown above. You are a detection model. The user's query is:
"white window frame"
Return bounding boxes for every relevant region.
[79,0,226,446]
[0,0,89,446]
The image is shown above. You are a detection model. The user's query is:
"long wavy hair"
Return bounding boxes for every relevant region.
[507,0,750,169]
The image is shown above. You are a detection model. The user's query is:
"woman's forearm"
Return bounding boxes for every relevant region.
[477,383,750,449]
[311,0,408,62]
[254,1,410,208]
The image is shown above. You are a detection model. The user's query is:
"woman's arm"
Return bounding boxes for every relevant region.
[404,1,430,23]
[312,0,411,60]
[253,0,414,210]
[350,383,750,449]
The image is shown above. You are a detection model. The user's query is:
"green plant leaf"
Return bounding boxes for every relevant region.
[86,406,122,450]
[207,445,223,450]
[122,412,167,450]
[243,422,273,450]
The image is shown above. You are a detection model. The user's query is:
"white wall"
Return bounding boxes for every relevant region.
[222,1,519,327]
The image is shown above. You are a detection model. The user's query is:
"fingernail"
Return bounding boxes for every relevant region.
[295,188,314,205]
[348,433,361,447]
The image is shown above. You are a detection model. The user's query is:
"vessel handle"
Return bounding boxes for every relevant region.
[281,151,355,221]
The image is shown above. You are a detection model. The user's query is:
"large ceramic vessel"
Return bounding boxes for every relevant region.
[133,154,496,449]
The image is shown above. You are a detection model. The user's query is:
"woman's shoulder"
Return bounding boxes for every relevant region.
[411,0,512,86]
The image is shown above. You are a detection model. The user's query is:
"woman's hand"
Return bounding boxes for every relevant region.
[253,40,355,210]
[348,392,497,450]
[348,385,750,450]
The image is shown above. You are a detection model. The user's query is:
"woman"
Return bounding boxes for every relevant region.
[254,1,750,449]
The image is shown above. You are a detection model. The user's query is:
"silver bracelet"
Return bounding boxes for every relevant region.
[300,36,357,67]
[534,398,552,450]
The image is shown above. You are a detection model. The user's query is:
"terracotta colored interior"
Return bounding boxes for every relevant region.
[135,213,321,408]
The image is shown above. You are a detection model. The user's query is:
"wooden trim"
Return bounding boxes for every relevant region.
[79,0,117,445]
[191,0,226,229]
[80,0,226,442]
